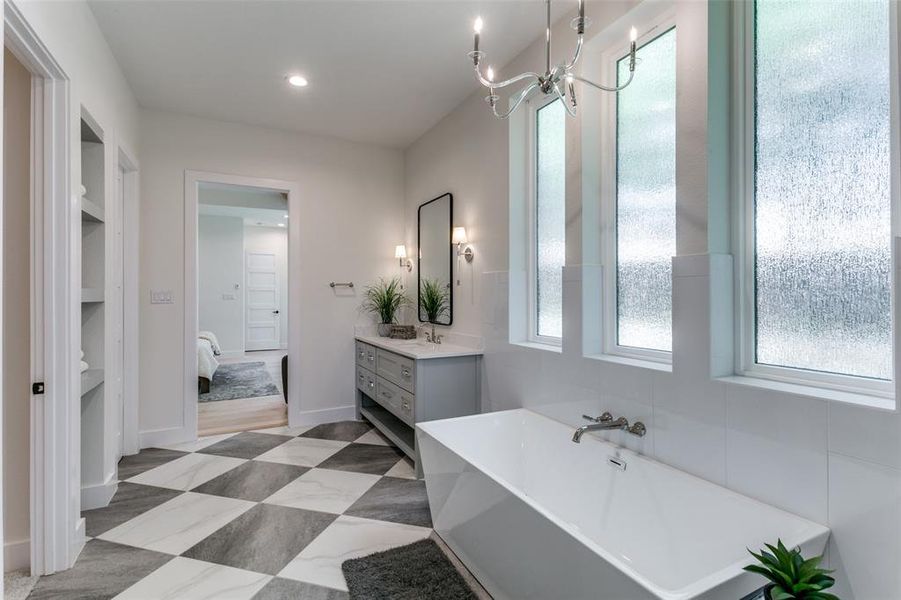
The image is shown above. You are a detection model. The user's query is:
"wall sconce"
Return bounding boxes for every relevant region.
[395,245,413,272]
[452,227,474,263]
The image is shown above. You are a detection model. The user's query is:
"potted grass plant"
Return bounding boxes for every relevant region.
[744,540,838,600]
[362,277,408,336]
[419,278,450,323]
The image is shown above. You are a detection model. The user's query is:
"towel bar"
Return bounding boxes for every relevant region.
[329,282,354,288]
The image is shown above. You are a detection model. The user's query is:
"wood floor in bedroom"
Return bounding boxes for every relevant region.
[198,350,288,436]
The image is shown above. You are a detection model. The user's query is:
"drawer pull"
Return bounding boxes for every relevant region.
[402,401,410,411]
[382,391,393,399]
[401,369,411,378]
[368,381,375,389]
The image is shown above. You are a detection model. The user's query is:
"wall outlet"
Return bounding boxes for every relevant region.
[150,289,174,304]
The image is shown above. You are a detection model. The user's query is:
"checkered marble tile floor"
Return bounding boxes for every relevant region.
[27,421,429,599]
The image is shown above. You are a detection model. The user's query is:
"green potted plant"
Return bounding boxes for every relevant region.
[419,278,450,342]
[362,277,408,337]
[744,540,838,600]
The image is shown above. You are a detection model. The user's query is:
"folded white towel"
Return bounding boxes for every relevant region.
[80,184,87,197]
[80,360,89,373]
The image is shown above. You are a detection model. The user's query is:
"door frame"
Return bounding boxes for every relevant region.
[5,0,81,575]
[118,147,139,456]
[244,249,281,351]
[184,170,301,434]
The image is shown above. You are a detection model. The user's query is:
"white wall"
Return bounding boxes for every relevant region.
[8,0,142,571]
[138,109,404,442]
[403,2,901,599]
[197,215,244,355]
[244,225,289,349]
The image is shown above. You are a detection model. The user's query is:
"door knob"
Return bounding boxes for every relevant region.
[272,310,279,314]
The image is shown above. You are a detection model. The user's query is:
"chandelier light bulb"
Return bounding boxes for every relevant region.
[486,66,495,82]
[474,17,483,34]
[630,27,638,42]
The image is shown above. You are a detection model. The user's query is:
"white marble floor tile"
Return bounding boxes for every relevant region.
[157,433,238,453]
[127,453,246,491]
[278,515,430,591]
[254,437,348,468]
[384,457,416,479]
[252,424,313,436]
[353,429,391,446]
[98,492,255,555]
[263,468,380,514]
[114,557,271,600]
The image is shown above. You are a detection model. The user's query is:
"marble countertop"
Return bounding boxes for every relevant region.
[355,335,483,360]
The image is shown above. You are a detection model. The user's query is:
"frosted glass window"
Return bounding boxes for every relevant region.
[616,28,676,352]
[535,99,566,339]
[754,0,891,380]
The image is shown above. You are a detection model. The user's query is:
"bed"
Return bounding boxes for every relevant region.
[198,331,221,394]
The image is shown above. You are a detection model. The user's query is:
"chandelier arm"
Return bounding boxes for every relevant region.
[492,82,540,120]
[562,34,584,72]
[475,65,542,90]
[571,70,635,93]
[551,82,577,117]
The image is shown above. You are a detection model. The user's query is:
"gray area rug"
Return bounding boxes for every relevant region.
[200,361,279,402]
[342,539,477,600]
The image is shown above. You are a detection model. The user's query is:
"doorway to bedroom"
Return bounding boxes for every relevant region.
[195,181,290,436]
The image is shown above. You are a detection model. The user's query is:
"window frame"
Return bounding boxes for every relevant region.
[732,0,899,402]
[527,93,566,346]
[600,13,677,365]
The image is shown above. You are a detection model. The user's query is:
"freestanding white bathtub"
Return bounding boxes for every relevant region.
[417,409,829,600]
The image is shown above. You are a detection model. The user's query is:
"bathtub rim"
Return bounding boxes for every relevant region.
[416,408,830,600]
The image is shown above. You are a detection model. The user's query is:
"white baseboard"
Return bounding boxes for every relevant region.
[292,405,356,427]
[4,538,30,572]
[81,477,118,511]
[139,426,193,449]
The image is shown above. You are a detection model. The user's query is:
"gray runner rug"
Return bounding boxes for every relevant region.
[200,361,279,402]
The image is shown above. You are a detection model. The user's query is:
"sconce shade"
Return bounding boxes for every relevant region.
[395,245,407,259]
[452,227,468,245]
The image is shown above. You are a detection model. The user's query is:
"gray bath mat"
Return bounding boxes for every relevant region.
[342,539,477,600]
[200,362,279,402]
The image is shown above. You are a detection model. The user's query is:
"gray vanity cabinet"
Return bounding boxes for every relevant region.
[354,337,481,473]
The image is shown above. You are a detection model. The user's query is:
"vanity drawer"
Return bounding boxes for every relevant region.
[375,378,415,426]
[356,366,376,396]
[376,349,415,393]
[356,342,377,371]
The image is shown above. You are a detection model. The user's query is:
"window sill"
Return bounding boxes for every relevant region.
[716,375,895,411]
[511,340,563,354]
[586,353,672,373]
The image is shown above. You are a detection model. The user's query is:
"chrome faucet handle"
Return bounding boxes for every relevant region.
[582,412,613,423]
[627,421,647,437]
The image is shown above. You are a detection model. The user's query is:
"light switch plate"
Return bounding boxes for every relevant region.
[150,289,174,304]
[221,293,237,300]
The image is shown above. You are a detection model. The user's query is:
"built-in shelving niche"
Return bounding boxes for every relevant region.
[80,111,110,510]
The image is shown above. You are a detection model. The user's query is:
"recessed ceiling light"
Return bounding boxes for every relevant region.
[278,223,286,227]
[287,74,308,87]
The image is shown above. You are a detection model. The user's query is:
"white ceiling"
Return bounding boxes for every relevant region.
[88,1,570,148]
[199,182,288,227]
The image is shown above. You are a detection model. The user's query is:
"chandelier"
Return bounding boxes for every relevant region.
[468,0,637,119]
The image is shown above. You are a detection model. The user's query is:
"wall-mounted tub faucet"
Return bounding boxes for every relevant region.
[572,412,647,443]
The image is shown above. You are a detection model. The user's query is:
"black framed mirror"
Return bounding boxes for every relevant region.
[417,193,453,326]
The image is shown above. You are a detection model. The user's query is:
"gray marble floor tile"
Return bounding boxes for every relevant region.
[182,503,336,575]
[316,443,405,475]
[300,421,372,442]
[252,577,349,600]
[344,477,432,527]
[82,482,183,537]
[191,460,308,502]
[25,539,171,600]
[199,432,294,459]
[117,448,189,479]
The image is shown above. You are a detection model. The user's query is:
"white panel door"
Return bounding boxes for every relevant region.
[245,251,280,351]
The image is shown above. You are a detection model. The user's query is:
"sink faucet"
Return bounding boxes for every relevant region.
[423,324,443,344]
[572,412,629,443]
